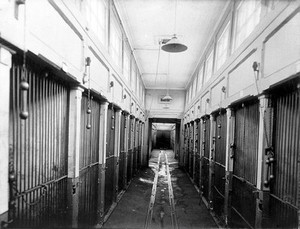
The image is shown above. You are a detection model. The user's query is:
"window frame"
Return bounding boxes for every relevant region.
[198,65,204,91]
[204,48,214,83]
[85,0,108,47]
[123,43,131,82]
[215,19,231,71]
[110,10,123,67]
[233,0,262,50]
[131,62,137,93]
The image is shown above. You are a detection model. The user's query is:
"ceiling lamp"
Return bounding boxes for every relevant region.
[161,35,187,53]
[161,0,187,53]
[162,94,173,102]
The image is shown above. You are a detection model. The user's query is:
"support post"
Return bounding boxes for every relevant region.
[124,114,129,188]
[96,102,108,226]
[188,123,192,174]
[113,109,122,202]
[199,118,204,198]
[209,115,216,210]
[175,122,181,161]
[141,122,145,167]
[193,120,199,181]
[195,119,201,187]
[0,47,12,226]
[192,122,196,180]
[129,116,134,179]
[147,118,153,166]
[224,108,235,226]
[179,121,185,167]
[67,87,84,228]
[255,95,272,228]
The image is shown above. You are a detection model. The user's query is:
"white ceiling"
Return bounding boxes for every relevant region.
[115,0,229,90]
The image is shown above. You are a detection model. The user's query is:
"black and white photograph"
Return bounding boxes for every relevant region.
[0,0,299,228]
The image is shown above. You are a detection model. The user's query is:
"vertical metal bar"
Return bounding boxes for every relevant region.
[33,72,37,190]
[54,83,58,180]
[35,74,43,186]
[224,108,234,225]
[282,94,287,199]
[42,77,45,184]
[51,79,55,181]
[275,96,281,197]
[286,93,292,201]
[27,70,31,192]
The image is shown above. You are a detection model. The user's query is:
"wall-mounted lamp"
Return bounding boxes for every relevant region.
[110,81,114,87]
[198,105,200,110]
[136,108,139,111]
[131,102,134,106]
[123,94,127,99]
[252,61,260,93]
[221,86,226,93]
[82,57,91,84]
[206,98,210,104]
[252,61,259,72]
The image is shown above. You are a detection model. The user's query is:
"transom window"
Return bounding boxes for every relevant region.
[198,65,204,90]
[131,65,136,93]
[234,0,261,50]
[110,15,123,67]
[85,0,108,46]
[204,49,214,83]
[193,76,197,98]
[123,46,131,82]
[216,21,230,70]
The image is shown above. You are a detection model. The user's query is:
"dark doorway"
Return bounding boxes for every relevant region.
[156,129,171,149]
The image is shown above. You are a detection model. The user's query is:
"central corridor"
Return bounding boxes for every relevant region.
[103,150,218,229]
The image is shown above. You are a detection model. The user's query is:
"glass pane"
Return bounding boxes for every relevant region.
[234,0,261,49]
[205,50,214,82]
[198,65,204,90]
[216,21,230,70]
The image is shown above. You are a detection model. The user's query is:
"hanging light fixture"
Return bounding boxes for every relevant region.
[161,35,187,53]
[161,0,187,53]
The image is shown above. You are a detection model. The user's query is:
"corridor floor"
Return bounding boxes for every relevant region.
[103,149,218,229]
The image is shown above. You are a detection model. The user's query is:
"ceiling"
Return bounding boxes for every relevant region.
[115,0,229,90]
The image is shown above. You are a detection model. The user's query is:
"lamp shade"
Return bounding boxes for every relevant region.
[161,94,173,102]
[161,36,187,53]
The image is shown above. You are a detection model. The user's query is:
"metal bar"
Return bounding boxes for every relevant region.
[214,161,225,168]
[269,194,298,210]
[165,152,179,229]
[28,70,32,191]
[232,174,256,188]
[42,77,46,185]
[33,72,38,189]
[231,207,254,229]
[15,175,68,198]
[79,162,99,172]
[144,152,161,229]
[213,185,225,199]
